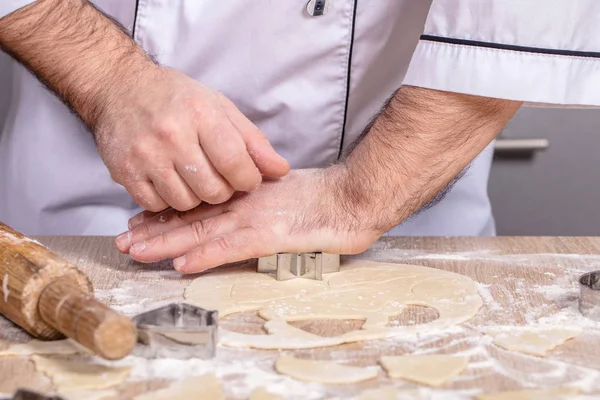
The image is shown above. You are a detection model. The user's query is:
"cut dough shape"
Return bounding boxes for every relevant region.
[250,387,284,400]
[32,355,131,391]
[380,355,468,387]
[275,355,378,384]
[185,259,482,349]
[133,374,224,400]
[475,387,579,400]
[360,388,424,400]
[483,326,582,357]
[0,340,84,356]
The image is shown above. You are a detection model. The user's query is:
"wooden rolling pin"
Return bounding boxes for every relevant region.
[0,222,136,360]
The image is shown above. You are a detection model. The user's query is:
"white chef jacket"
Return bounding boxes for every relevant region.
[1,1,598,236]
[0,1,35,18]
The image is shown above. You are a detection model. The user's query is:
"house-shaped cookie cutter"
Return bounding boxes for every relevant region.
[132,303,217,359]
[258,252,340,281]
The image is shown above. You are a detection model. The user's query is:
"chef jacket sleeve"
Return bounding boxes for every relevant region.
[0,0,37,19]
[403,0,600,106]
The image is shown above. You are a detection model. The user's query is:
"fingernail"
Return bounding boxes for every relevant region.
[130,241,147,254]
[128,214,144,230]
[116,231,132,249]
[173,256,186,271]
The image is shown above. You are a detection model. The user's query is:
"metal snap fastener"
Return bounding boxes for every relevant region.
[306,0,330,16]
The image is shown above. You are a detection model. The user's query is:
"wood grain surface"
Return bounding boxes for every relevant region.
[2,236,600,399]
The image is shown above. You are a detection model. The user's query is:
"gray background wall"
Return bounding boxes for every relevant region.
[489,108,600,236]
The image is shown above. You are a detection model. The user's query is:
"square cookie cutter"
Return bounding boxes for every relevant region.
[132,303,218,359]
[258,252,340,281]
[579,270,600,321]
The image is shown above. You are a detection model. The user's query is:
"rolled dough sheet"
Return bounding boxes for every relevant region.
[274,355,378,384]
[475,387,580,400]
[0,340,83,356]
[249,387,284,400]
[379,355,468,387]
[185,259,482,349]
[360,387,425,400]
[32,355,131,391]
[483,326,582,357]
[133,374,224,400]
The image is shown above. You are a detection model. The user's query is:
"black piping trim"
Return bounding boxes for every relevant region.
[132,0,141,39]
[337,0,359,159]
[420,34,600,59]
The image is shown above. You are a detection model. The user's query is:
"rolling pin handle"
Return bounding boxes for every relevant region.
[38,277,137,360]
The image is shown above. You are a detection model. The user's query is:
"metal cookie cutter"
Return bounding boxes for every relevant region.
[132,303,218,359]
[10,389,64,400]
[579,271,600,321]
[258,252,340,281]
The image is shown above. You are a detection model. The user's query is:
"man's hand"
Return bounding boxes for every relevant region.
[116,86,521,273]
[0,0,289,212]
[115,168,382,273]
[94,67,290,212]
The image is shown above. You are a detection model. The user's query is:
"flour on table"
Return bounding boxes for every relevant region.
[32,355,131,391]
[0,340,84,357]
[249,387,284,400]
[274,355,378,384]
[379,355,468,387]
[483,326,582,357]
[133,374,224,400]
[185,259,482,349]
[475,387,580,400]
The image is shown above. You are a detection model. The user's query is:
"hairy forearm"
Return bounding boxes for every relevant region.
[332,85,522,232]
[0,0,156,130]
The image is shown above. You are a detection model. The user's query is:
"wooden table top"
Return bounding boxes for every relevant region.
[2,236,600,399]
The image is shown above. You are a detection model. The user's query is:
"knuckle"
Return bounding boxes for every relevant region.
[154,120,180,145]
[190,220,210,245]
[201,183,233,204]
[213,236,230,255]
[179,198,201,212]
[216,151,246,174]
[145,201,166,213]
[129,144,148,161]
[133,222,153,241]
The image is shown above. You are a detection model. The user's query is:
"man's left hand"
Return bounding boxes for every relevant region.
[115,168,381,273]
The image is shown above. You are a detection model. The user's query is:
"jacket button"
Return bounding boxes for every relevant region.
[306,0,329,16]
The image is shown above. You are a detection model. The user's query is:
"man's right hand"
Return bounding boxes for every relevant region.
[94,66,290,212]
[0,0,289,213]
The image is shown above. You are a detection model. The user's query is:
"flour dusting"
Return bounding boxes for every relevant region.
[5,244,600,398]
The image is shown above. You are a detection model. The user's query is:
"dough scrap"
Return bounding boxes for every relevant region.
[475,387,579,400]
[360,387,424,400]
[274,355,378,384]
[483,326,582,357]
[32,355,131,391]
[185,259,482,349]
[134,374,224,400]
[0,340,84,356]
[250,387,284,400]
[379,355,468,387]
